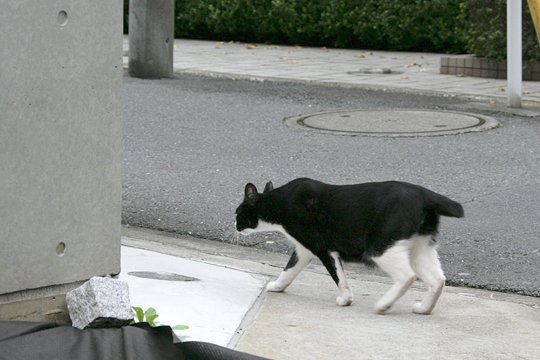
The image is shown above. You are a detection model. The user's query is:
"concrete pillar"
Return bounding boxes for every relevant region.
[129,0,175,78]
[0,0,122,322]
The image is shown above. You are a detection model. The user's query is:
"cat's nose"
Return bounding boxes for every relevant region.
[235,221,244,233]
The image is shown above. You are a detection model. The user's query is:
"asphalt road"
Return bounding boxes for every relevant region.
[122,73,540,296]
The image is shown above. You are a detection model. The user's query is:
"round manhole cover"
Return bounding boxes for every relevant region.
[284,109,499,137]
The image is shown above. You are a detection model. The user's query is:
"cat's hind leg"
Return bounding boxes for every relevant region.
[371,240,417,314]
[409,235,446,315]
[316,250,353,306]
[266,244,313,292]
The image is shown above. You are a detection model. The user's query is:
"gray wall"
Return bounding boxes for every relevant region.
[0,0,122,295]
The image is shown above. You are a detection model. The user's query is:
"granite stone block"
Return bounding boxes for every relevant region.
[66,277,132,329]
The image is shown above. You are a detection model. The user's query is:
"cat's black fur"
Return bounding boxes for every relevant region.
[235,178,463,313]
[235,177,463,262]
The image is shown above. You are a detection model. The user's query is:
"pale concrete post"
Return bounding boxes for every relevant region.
[507,0,523,108]
[128,0,175,78]
[0,0,122,322]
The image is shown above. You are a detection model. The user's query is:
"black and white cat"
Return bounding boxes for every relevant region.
[235,178,464,315]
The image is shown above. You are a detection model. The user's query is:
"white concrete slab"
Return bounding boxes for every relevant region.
[119,246,266,346]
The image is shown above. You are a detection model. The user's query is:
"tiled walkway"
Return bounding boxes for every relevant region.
[124,36,540,103]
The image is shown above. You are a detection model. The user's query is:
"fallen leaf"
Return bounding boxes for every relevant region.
[404,62,421,68]
[246,44,258,49]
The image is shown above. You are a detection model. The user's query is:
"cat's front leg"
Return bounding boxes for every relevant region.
[316,251,353,306]
[267,246,313,292]
[329,251,353,306]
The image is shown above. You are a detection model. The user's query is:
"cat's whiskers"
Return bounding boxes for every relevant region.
[222,225,247,246]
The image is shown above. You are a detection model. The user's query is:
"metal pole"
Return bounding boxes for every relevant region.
[507,0,522,108]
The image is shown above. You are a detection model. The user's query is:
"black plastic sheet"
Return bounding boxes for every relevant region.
[0,321,269,360]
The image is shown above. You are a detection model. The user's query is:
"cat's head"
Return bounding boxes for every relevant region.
[235,181,273,235]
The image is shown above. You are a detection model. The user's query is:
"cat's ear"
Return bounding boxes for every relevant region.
[244,183,259,204]
[263,181,274,193]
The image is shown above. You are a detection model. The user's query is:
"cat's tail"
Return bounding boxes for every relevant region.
[423,190,464,218]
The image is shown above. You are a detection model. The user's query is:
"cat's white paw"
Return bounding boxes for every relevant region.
[412,302,433,315]
[374,301,392,314]
[336,296,353,306]
[266,281,285,292]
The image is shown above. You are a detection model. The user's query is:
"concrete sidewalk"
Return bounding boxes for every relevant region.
[123,36,540,104]
[122,227,540,360]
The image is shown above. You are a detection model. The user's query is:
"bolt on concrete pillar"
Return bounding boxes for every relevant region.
[128,0,174,78]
